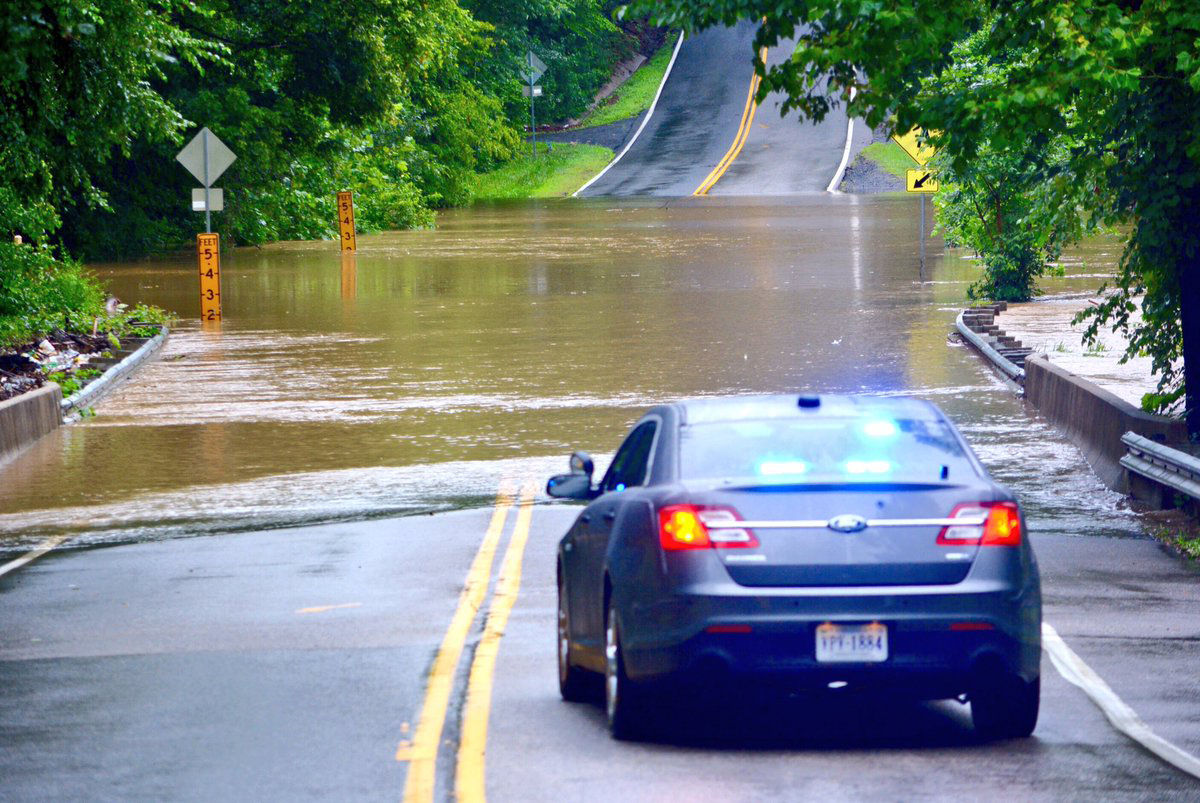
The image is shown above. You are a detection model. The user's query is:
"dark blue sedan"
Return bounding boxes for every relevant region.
[548,394,1041,740]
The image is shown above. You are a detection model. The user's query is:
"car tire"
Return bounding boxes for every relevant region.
[557,574,593,703]
[972,673,1040,740]
[605,601,646,740]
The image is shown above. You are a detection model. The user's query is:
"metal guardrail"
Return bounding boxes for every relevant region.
[1120,431,1200,502]
[61,323,169,415]
[955,310,1025,382]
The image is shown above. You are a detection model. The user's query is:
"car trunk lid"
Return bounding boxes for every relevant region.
[692,484,989,587]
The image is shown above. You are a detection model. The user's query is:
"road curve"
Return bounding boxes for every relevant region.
[580,22,868,197]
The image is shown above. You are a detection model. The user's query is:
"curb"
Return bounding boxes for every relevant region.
[825,88,857,193]
[62,323,169,416]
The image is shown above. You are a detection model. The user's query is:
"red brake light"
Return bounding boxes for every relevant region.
[938,502,1022,547]
[981,501,1021,546]
[658,505,759,551]
[659,506,710,550]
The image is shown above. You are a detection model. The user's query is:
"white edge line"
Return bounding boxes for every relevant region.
[0,536,69,577]
[1042,622,1200,779]
[572,31,685,197]
[825,87,857,193]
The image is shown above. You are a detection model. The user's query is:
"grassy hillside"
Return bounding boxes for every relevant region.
[574,38,676,130]
[471,144,613,200]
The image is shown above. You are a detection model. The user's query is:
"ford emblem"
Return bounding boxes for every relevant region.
[828,514,868,533]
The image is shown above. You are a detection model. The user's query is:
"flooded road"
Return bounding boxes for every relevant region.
[0,196,1139,552]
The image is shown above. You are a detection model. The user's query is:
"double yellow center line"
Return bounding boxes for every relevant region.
[400,480,538,803]
[693,47,769,196]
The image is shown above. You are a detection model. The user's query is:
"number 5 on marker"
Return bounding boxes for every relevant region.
[337,190,357,253]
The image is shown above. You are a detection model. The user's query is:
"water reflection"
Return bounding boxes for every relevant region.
[0,197,1141,552]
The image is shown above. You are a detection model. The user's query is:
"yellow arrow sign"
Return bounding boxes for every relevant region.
[906,168,939,193]
[892,128,938,166]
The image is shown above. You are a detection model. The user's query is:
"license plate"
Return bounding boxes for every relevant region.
[815,622,888,663]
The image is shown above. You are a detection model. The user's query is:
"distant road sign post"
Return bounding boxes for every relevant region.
[521,51,546,158]
[176,127,236,233]
[337,191,357,252]
[893,129,939,281]
[177,128,236,322]
[197,233,222,322]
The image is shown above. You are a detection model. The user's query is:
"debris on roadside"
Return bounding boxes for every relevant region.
[0,329,110,403]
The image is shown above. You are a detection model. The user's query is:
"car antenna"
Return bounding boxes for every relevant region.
[797,395,820,408]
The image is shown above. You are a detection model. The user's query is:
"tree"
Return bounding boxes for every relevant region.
[625,0,1200,438]
[60,0,520,254]
[464,0,633,124]
[928,28,1092,303]
[0,1,214,342]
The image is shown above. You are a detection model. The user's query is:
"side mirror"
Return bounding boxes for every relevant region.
[547,451,595,500]
[569,451,594,477]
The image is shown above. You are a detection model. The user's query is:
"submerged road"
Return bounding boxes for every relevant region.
[3,489,1199,800]
[580,23,865,197]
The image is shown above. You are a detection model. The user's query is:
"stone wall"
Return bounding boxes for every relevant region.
[0,383,62,463]
[1024,355,1186,491]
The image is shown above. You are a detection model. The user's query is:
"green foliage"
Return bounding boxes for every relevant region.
[628,0,1200,428]
[48,367,101,397]
[60,0,519,256]
[471,143,613,199]
[0,189,107,346]
[466,0,635,125]
[576,36,674,128]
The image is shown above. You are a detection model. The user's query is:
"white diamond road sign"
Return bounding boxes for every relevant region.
[521,51,546,85]
[176,127,236,187]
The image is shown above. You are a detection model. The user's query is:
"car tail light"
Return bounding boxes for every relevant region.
[658,505,759,551]
[937,501,1022,547]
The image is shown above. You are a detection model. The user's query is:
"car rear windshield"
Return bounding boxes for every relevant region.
[679,416,975,484]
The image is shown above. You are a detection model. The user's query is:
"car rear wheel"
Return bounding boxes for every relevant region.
[605,601,646,740]
[972,673,1040,740]
[557,574,593,702]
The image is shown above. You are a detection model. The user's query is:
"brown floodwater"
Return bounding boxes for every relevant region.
[0,196,1143,553]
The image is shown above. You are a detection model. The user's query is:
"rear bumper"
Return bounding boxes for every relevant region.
[620,581,1040,697]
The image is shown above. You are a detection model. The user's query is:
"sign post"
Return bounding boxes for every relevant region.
[176,127,236,233]
[521,51,547,159]
[197,233,222,322]
[895,129,939,279]
[337,191,357,252]
[177,128,237,321]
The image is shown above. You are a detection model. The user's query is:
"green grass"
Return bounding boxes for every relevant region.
[859,141,916,179]
[574,39,676,130]
[471,143,614,200]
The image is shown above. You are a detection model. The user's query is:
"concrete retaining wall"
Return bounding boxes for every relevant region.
[1024,354,1187,491]
[0,383,62,463]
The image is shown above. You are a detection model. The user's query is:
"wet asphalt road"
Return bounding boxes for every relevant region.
[707,36,872,195]
[3,502,1199,800]
[580,22,859,197]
